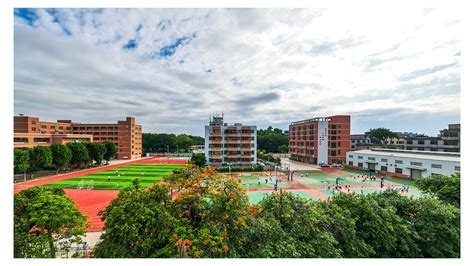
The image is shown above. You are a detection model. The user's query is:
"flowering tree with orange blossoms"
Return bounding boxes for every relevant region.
[164,166,258,258]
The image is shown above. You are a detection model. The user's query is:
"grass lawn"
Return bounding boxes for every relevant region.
[43,164,186,190]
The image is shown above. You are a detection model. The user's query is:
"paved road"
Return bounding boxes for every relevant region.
[280,157,321,171]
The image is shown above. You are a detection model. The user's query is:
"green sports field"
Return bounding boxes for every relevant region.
[239,176,293,189]
[43,164,186,190]
[294,170,379,187]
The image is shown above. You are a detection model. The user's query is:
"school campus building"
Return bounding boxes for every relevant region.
[346,148,460,179]
[14,114,142,160]
[204,114,257,168]
[289,115,351,164]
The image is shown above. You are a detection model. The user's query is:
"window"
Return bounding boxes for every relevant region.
[41,125,47,129]
[348,161,353,165]
[381,158,388,162]
[418,140,425,145]
[368,157,375,161]
[348,155,353,158]
[410,162,422,166]
[381,166,388,171]
[431,164,442,169]
[358,163,363,167]
[395,160,403,164]
[358,156,363,159]
[331,151,336,156]
[430,140,438,145]
[395,168,403,174]
[31,121,36,125]
[455,166,460,171]
[32,127,36,131]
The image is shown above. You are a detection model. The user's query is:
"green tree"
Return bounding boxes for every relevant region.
[85,142,106,166]
[14,148,30,181]
[415,173,460,207]
[239,191,340,258]
[14,186,88,258]
[257,127,289,153]
[190,153,207,167]
[371,190,460,257]
[94,183,176,258]
[278,144,289,153]
[365,128,397,144]
[103,141,117,163]
[67,142,89,168]
[176,134,194,152]
[50,144,72,174]
[28,146,53,176]
[327,192,419,258]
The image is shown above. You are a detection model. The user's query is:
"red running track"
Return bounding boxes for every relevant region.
[65,189,119,232]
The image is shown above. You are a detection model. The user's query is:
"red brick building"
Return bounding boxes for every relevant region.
[289,115,350,164]
[14,114,142,160]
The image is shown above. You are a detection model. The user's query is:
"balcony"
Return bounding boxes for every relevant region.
[210,147,222,151]
[241,133,252,137]
[241,147,253,151]
[226,140,240,144]
[211,155,222,159]
[241,140,252,144]
[241,154,253,158]
[226,133,239,137]
[210,132,222,137]
[227,154,239,158]
[226,147,240,151]
[210,140,222,144]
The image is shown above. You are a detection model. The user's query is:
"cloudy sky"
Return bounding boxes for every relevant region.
[14,8,460,136]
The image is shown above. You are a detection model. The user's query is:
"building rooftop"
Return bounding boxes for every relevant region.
[350,148,460,162]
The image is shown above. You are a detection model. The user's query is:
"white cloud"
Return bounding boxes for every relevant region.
[14,8,460,136]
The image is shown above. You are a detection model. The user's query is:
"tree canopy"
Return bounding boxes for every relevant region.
[14,149,30,181]
[28,146,53,174]
[14,186,88,258]
[67,142,90,167]
[50,144,72,174]
[190,153,207,167]
[415,173,460,207]
[142,133,204,153]
[257,127,288,153]
[85,142,106,165]
[365,127,398,144]
[103,141,117,162]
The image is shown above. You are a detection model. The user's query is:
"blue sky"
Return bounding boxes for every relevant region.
[14,8,460,136]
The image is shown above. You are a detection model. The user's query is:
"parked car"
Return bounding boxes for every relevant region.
[331,163,343,168]
[319,162,329,167]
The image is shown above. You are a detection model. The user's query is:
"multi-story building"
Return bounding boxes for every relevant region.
[14,114,142,160]
[385,124,460,153]
[204,115,257,168]
[346,148,460,179]
[289,115,350,164]
[350,134,372,150]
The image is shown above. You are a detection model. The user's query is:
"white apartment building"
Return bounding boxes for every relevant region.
[204,115,257,168]
[346,148,460,179]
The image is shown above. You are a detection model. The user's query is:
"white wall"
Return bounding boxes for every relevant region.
[204,125,210,163]
[346,151,460,178]
[317,120,328,164]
